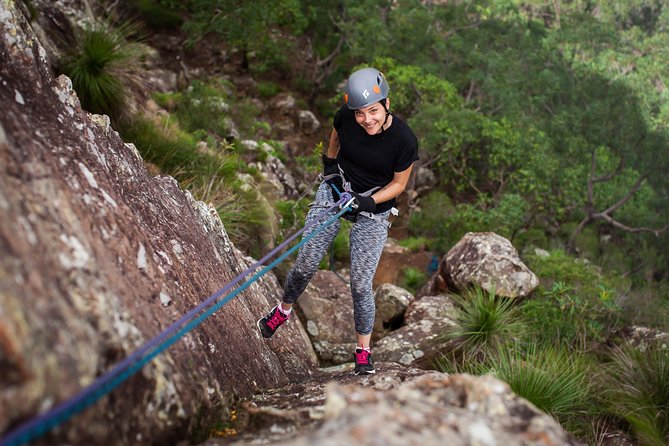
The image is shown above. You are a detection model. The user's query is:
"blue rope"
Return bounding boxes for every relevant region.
[1,201,352,446]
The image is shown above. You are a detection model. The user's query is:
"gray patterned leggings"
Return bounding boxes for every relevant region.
[282,183,390,335]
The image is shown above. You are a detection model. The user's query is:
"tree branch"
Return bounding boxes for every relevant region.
[600,174,647,216]
[594,214,669,236]
[592,157,624,183]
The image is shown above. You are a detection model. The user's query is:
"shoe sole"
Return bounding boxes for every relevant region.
[354,369,376,375]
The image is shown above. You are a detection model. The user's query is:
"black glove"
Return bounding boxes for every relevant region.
[349,193,376,215]
[322,155,343,198]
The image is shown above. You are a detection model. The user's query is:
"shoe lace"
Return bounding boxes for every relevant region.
[266,307,288,330]
[355,349,370,365]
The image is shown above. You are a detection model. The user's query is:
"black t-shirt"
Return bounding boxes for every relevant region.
[333,104,419,213]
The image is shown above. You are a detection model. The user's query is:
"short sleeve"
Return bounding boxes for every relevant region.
[333,108,343,130]
[394,134,419,172]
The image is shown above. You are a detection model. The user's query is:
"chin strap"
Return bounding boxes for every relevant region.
[379,102,390,136]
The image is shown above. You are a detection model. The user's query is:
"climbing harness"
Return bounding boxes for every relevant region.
[319,169,397,283]
[0,195,355,446]
[319,166,398,229]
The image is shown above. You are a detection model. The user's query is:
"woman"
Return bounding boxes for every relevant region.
[257,67,419,375]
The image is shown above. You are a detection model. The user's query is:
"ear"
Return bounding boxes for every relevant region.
[385,98,390,110]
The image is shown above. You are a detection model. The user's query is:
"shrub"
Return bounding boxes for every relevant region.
[408,190,453,252]
[399,267,426,293]
[256,80,282,98]
[131,0,183,30]
[172,80,234,138]
[520,250,624,349]
[520,280,622,349]
[59,21,146,121]
[603,344,669,446]
[397,236,429,252]
[440,286,526,360]
[514,227,549,251]
[481,343,594,433]
[617,283,669,332]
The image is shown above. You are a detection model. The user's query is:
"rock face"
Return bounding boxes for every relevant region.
[442,232,539,298]
[200,364,582,446]
[0,3,317,444]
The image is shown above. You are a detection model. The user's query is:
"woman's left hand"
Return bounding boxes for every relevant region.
[350,193,376,214]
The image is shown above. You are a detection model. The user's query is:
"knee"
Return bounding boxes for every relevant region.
[351,281,373,302]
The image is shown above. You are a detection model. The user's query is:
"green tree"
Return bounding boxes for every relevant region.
[157,0,306,71]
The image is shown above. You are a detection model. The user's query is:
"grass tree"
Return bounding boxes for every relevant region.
[59,20,147,122]
[437,286,526,367]
[603,343,669,446]
[481,343,594,435]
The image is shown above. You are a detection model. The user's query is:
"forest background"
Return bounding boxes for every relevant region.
[54,0,669,444]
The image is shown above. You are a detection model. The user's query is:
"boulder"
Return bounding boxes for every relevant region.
[617,325,669,351]
[298,110,321,135]
[0,3,317,444]
[414,165,437,196]
[442,232,539,298]
[374,295,459,367]
[271,93,297,114]
[372,283,415,341]
[295,271,356,364]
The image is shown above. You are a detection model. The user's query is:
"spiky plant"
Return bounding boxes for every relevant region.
[441,286,526,359]
[59,20,146,121]
[481,343,594,434]
[603,344,669,446]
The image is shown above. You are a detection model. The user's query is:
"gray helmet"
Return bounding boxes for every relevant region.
[344,67,390,110]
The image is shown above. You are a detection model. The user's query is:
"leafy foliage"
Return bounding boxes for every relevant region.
[520,250,623,348]
[157,0,306,72]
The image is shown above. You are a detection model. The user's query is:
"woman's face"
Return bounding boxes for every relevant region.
[353,99,389,135]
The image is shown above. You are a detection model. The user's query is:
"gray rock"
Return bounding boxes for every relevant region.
[374,295,459,367]
[298,110,321,135]
[296,271,356,362]
[444,232,539,298]
[373,283,415,340]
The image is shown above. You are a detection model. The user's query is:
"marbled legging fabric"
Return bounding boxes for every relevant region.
[282,183,390,335]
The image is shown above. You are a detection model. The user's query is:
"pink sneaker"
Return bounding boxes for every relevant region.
[354,348,376,375]
[257,305,290,338]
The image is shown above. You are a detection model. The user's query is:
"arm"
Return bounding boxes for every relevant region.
[371,163,414,205]
[326,128,340,159]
